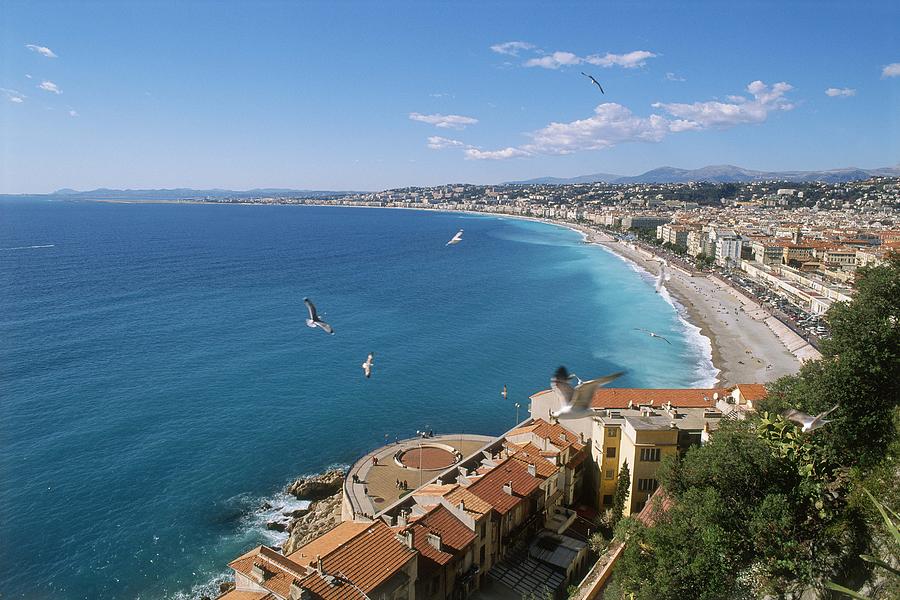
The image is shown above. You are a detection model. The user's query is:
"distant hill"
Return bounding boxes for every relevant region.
[48,187,363,200]
[507,172,622,185]
[504,164,900,185]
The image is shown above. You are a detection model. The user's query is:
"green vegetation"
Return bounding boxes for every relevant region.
[612,461,631,527]
[608,256,900,599]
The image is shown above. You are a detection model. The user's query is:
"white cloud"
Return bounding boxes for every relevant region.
[524,51,582,69]
[825,87,856,97]
[26,44,57,58]
[1,88,26,103]
[882,63,900,78]
[409,112,478,129]
[523,49,657,69]
[652,80,793,129]
[38,80,62,94]
[427,136,468,149]
[524,104,671,155]
[69,109,79,117]
[585,50,657,69]
[463,80,794,160]
[464,147,530,160]
[490,41,535,56]
[665,72,686,82]
[25,73,33,79]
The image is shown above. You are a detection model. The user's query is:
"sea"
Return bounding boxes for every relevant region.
[0,199,716,599]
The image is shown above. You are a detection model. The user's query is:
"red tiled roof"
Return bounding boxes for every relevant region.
[467,457,542,515]
[288,521,370,568]
[297,571,369,600]
[506,442,558,478]
[565,448,588,470]
[736,383,768,402]
[318,521,415,593]
[416,504,476,551]
[216,591,275,600]
[591,388,726,409]
[635,488,675,527]
[509,419,584,452]
[443,486,493,519]
[407,522,454,567]
[228,546,308,599]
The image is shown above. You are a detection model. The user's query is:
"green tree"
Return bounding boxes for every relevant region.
[612,461,631,526]
[762,255,900,470]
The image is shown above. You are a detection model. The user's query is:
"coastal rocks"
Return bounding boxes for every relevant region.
[281,492,343,555]
[266,521,289,533]
[287,469,344,501]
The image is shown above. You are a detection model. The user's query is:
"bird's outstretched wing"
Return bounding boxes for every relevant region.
[304,298,318,321]
[659,336,672,345]
[570,371,625,410]
[551,377,575,405]
[782,409,810,426]
[315,320,334,335]
[634,328,651,333]
[810,404,839,427]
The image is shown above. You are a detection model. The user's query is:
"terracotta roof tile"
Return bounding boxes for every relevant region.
[591,388,726,409]
[297,571,369,600]
[508,419,584,452]
[216,591,275,600]
[443,486,493,519]
[736,383,768,402]
[416,504,476,551]
[408,522,454,567]
[288,521,370,568]
[318,521,415,593]
[228,546,308,599]
[467,458,542,515]
[506,442,558,478]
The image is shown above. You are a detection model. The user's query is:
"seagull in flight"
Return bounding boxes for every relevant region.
[549,366,624,420]
[303,298,334,335]
[446,229,464,246]
[783,405,839,432]
[581,72,604,94]
[361,352,374,378]
[635,328,672,345]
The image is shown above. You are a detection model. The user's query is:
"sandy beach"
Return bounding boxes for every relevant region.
[571,227,803,386]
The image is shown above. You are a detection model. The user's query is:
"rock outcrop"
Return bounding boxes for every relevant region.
[282,492,343,555]
[286,469,344,502]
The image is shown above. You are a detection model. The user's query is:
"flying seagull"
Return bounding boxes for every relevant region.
[635,328,672,345]
[361,352,374,378]
[581,72,604,94]
[782,405,839,432]
[303,298,334,335]
[549,366,624,420]
[446,229,464,246]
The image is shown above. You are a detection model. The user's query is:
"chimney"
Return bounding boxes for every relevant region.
[527,463,536,477]
[290,581,310,600]
[405,528,415,549]
[458,500,465,513]
[397,511,407,527]
[426,532,442,551]
[316,555,324,576]
[251,563,267,583]
[436,478,443,485]
[502,481,513,496]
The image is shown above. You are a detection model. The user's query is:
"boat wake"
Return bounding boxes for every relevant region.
[1,244,55,250]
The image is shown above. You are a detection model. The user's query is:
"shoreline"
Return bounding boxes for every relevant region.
[80,198,803,385]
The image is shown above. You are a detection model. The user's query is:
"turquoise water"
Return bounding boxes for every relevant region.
[0,201,714,599]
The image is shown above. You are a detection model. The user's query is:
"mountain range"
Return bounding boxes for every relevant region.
[506,164,900,185]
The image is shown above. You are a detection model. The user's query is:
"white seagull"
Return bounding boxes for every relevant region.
[783,405,839,432]
[303,298,334,335]
[634,328,672,345]
[446,229,464,246]
[549,366,625,420]
[361,352,374,378]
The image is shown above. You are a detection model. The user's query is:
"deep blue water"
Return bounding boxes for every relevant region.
[0,200,714,599]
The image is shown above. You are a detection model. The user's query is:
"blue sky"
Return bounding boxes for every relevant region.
[1,0,897,193]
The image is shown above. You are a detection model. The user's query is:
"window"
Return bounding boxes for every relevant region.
[605,469,614,479]
[637,478,659,492]
[480,522,486,540]
[479,545,486,566]
[602,494,613,506]
[607,428,617,438]
[640,448,661,462]
[606,447,616,458]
